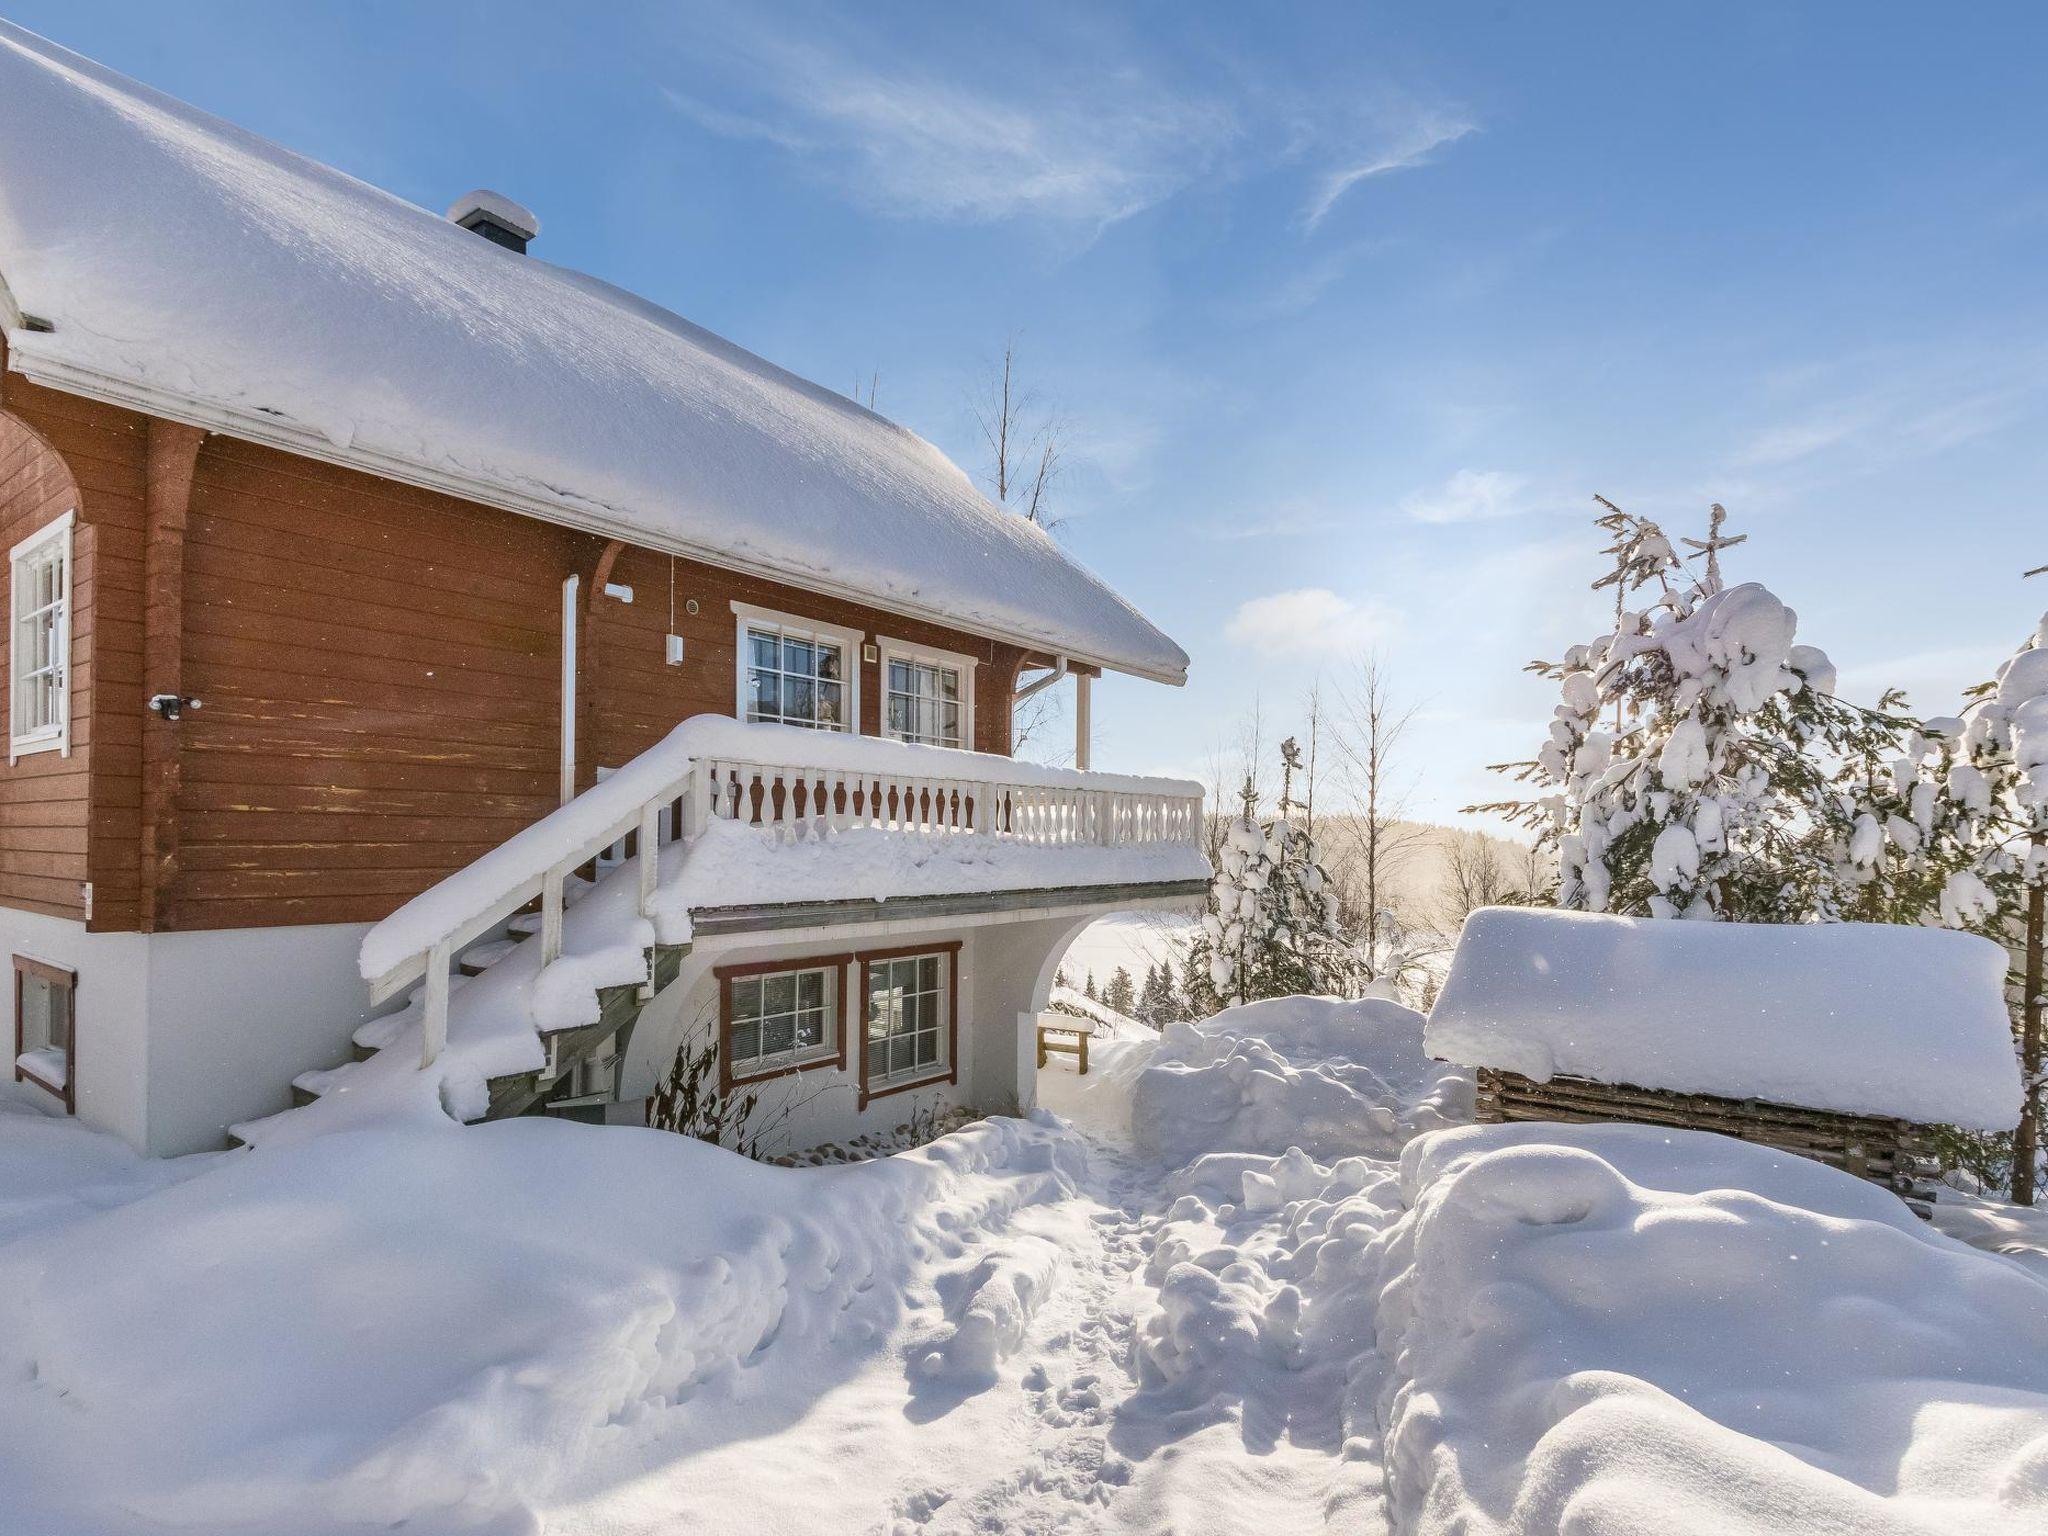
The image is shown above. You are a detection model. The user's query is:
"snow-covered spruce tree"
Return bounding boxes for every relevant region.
[1910,615,2048,1202]
[1475,501,1920,924]
[1186,761,1364,1008]
[1103,966,1137,1017]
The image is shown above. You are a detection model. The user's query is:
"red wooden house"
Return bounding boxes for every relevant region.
[0,23,1206,1155]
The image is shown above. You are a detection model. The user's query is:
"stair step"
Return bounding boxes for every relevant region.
[291,1082,320,1108]
[507,913,542,937]
[459,939,521,976]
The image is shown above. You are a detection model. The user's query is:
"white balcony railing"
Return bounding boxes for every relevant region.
[357,717,1204,1070]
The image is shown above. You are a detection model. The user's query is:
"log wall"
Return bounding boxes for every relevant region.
[1475,1066,1937,1197]
[0,362,1035,933]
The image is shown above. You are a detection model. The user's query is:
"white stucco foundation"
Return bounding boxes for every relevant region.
[620,898,1194,1158]
[0,909,384,1156]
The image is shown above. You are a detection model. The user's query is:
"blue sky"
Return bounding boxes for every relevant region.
[15,2,2048,822]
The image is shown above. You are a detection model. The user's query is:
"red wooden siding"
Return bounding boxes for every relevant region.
[0,361,1032,934]
[581,543,1027,783]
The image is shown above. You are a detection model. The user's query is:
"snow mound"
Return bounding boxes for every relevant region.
[1428,906,2021,1131]
[1377,1123,2048,1535]
[1131,995,1473,1165]
[0,1111,1082,1533]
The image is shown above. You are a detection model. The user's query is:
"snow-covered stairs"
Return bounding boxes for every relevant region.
[233,862,687,1148]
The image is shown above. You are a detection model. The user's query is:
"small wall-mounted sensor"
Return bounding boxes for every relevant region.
[684,598,700,616]
[148,693,202,721]
[862,642,879,663]
[603,583,634,604]
[666,634,686,666]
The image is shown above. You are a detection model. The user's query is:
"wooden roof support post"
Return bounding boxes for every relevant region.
[1074,669,1093,771]
[137,419,205,932]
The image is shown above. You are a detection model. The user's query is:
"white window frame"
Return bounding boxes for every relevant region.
[876,635,977,751]
[731,601,863,734]
[727,963,840,1080]
[10,511,74,763]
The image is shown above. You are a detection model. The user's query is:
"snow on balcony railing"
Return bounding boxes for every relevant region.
[358,715,1203,1068]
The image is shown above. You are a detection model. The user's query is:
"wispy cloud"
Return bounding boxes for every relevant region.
[1200,502,1347,542]
[659,21,1236,230]
[1402,468,1531,524]
[1225,588,1398,655]
[1303,111,1476,230]
[1732,352,2048,472]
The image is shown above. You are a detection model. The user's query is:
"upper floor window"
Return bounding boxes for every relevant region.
[10,512,73,761]
[878,637,976,750]
[733,603,861,733]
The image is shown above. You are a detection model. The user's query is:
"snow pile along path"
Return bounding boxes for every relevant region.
[0,1112,1084,1535]
[1376,1123,2048,1535]
[1132,994,1473,1165]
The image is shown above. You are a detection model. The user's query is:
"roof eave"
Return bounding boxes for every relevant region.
[5,342,1190,687]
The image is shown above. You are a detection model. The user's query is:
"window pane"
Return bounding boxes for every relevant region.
[919,955,940,992]
[889,660,912,692]
[796,1008,824,1050]
[783,638,814,676]
[762,1014,794,1057]
[731,977,761,1021]
[816,645,842,682]
[817,682,843,728]
[750,671,779,719]
[763,972,795,1016]
[888,695,911,735]
[750,631,779,670]
[940,668,959,701]
[798,970,824,1010]
[916,1031,937,1067]
[731,1020,760,1063]
[942,703,961,743]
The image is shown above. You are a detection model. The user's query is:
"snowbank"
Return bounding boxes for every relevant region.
[1376,1123,2048,1534]
[0,22,1185,683]
[0,1110,1084,1534]
[1428,907,2020,1130]
[1131,995,1473,1165]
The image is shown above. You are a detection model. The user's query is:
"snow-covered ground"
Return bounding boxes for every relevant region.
[2,1003,2045,1534]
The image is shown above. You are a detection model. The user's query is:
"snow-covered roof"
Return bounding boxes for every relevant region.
[1426,907,2021,1131]
[0,23,1187,684]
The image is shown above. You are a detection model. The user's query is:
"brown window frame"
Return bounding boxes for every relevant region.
[856,940,962,1111]
[714,953,852,1098]
[13,953,75,1114]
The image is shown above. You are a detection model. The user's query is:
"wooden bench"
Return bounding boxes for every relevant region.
[1036,1018,1094,1074]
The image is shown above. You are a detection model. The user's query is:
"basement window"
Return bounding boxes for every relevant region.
[10,512,73,760]
[14,955,75,1112]
[859,942,960,1104]
[719,957,848,1087]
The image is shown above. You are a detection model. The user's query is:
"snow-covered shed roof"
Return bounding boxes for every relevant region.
[1425,907,2021,1132]
[0,23,1187,684]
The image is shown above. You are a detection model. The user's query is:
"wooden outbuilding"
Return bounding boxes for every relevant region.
[1428,907,2022,1211]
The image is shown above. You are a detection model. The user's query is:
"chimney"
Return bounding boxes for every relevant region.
[445,189,539,254]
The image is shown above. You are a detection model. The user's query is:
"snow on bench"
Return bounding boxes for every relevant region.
[1426,907,2020,1132]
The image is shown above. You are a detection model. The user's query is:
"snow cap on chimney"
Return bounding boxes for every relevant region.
[445,189,539,254]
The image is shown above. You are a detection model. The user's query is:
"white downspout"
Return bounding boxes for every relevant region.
[560,574,579,805]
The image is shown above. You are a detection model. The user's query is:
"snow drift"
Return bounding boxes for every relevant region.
[0,1111,1084,1534]
[1375,1123,2048,1534]
[1130,995,1473,1165]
